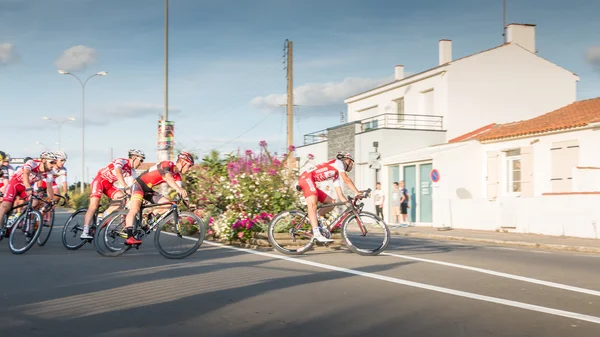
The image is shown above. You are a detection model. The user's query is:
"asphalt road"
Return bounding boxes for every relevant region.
[1,210,599,337]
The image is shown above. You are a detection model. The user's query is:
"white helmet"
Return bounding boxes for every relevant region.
[128,149,145,159]
[40,151,58,161]
[55,151,67,160]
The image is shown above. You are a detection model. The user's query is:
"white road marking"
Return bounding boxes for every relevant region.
[203,241,600,324]
[381,252,600,297]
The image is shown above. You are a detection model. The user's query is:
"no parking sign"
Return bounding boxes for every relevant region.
[430,169,440,183]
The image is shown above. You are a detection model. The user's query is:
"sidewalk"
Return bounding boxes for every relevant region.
[388,225,600,254]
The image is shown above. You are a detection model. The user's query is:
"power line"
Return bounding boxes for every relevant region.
[207,108,280,152]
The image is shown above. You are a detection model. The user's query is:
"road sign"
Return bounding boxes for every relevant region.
[368,152,381,169]
[430,169,440,183]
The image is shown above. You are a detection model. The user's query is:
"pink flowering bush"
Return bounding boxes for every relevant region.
[186,141,302,242]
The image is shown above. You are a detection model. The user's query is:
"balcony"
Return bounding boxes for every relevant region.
[360,113,443,132]
[303,128,328,145]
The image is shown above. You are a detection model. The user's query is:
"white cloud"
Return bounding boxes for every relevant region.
[250,76,393,110]
[587,46,600,67]
[55,45,97,72]
[0,43,19,65]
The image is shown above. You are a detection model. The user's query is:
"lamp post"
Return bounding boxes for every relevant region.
[42,116,76,150]
[57,70,108,193]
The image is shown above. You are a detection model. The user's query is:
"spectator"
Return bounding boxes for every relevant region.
[399,180,411,227]
[373,182,384,221]
[391,182,401,225]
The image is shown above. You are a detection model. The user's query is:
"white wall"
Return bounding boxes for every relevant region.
[354,129,447,214]
[345,68,448,123]
[447,44,578,141]
[295,141,328,173]
[482,128,600,196]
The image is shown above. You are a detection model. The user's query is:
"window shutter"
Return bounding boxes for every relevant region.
[520,146,534,197]
[486,151,499,199]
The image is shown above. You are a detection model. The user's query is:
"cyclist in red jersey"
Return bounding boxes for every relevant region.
[80,149,145,239]
[0,151,9,197]
[297,151,364,243]
[123,151,194,245]
[0,151,57,240]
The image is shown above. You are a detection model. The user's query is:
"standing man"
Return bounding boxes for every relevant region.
[399,180,410,227]
[391,182,401,225]
[373,182,385,221]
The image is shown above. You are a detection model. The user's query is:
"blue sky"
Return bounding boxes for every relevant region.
[1,0,599,184]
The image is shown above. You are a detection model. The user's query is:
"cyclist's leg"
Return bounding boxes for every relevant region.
[0,182,21,236]
[82,177,104,238]
[298,176,333,243]
[124,182,144,244]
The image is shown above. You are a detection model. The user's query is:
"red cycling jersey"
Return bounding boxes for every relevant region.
[138,161,181,188]
[11,159,52,185]
[298,158,346,202]
[96,158,134,184]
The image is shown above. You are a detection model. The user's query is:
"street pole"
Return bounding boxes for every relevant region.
[43,116,75,151]
[286,40,294,168]
[57,70,107,193]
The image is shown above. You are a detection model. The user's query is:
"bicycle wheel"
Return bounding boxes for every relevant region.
[341,211,390,256]
[9,210,44,254]
[93,210,130,257]
[154,211,204,259]
[62,208,90,250]
[37,208,55,246]
[268,210,315,255]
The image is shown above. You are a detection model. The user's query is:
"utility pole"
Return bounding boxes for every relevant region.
[502,0,507,43]
[285,39,294,168]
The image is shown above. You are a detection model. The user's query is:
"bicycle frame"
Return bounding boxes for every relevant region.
[135,196,190,233]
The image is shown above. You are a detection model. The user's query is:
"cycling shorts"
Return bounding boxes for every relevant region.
[90,175,121,199]
[131,178,165,204]
[297,173,329,203]
[2,182,27,204]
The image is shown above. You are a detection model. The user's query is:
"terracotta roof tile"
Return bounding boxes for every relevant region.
[454,97,600,142]
[448,123,496,143]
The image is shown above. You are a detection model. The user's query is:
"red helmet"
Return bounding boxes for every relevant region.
[178,151,195,165]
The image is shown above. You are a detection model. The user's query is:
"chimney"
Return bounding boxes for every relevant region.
[439,39,452,65]
[394,65,404,80]
[506,23,536,53]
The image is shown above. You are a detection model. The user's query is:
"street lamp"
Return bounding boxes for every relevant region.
[43,116,76,150]
[57,70,108,193]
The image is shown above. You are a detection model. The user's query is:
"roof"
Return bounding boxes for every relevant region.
[450,97,600,142]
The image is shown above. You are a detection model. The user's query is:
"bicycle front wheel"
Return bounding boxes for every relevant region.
[9,210,44,254]
[341,211,390,256]
[93,210,130,257]
[267,210,315,255]
[37,208,55,246]
[62,209,89,250]
[154,211,204,259]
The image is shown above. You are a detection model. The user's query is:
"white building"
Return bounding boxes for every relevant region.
[296,23,580,221]
[381,97,600,239]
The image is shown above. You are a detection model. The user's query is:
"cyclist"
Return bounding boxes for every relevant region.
[80,149,145,239]
[297,151,363,243]
[2,153,15,181]
[0,151,9,196]
[123,151,193,245]
[34,151,69,215]
[0,151,57,240]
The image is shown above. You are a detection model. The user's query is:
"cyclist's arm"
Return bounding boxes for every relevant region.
[163,172,185,194]
[333,186,347,203]
[113,166,128,188]
[340,171,361,195]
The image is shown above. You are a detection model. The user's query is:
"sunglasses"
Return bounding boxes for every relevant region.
[48,161,56,165]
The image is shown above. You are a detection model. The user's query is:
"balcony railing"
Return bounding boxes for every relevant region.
[360,113,443,132]
[303,128,328,145]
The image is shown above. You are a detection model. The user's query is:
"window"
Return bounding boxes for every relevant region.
[506,149,521,193]
[394,97,405,123]
[422,89,434,115]
[550,140,579,193]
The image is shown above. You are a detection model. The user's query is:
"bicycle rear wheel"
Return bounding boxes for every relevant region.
[93,210,130,257]
[37,208,55,246]
[267,210,315,255]
[62,209,90,250]
[154,211,204,259]
[9,210,43,254]
[341,211,390,256]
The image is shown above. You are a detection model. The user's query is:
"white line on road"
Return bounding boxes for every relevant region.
[203,241,600,325]
[381,252,600,297]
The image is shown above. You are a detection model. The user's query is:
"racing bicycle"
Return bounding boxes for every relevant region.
[268,188,390,256]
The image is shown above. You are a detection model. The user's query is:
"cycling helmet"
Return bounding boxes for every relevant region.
[177,151,195,165]
[0,151,5,162]
[336,151,354,162]
[40,151,58,161]
[128,149,145,159]
[55,151,67,160]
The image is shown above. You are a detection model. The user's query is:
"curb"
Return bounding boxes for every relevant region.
[391,231,600,254]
